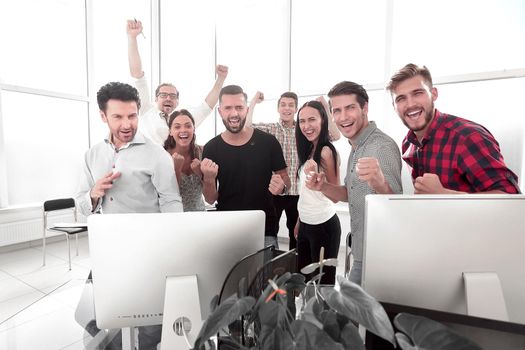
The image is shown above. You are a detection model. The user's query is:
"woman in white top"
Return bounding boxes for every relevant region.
[294,100,341,285]
[163,110,206,212]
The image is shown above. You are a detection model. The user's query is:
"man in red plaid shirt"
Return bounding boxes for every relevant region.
[387,63,520,194]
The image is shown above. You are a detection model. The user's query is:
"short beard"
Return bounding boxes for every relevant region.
[403,103,434,132]
[222,116,246,133]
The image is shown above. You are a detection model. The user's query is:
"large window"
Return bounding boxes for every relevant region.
[0,0,87,95]
[216,0,290,99]
[391,0,525,77]
[291,0,388,95]
[2,92,88,205]
[90,0,152,145]
[0,0,151,208]
[160,0,216,144]
[434,78,525,179]
[1,0,525,208]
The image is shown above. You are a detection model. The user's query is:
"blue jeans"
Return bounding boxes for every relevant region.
[264,236,279,250]
[349,260,362,286]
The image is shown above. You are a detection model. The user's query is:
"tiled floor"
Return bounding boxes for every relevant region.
[0,236,92,350]
[0,233,349,350]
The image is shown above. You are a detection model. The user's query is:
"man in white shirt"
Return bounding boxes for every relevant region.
[74,81,182,349]
[76,81,183,216]
[127,19,228,145]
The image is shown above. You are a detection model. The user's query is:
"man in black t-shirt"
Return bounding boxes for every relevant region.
[201,85,291,249]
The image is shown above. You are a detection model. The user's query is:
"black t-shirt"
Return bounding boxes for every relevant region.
[202,128,287,236]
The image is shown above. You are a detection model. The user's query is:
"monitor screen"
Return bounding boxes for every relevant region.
[88,210,265,329]
[362,194,525,325]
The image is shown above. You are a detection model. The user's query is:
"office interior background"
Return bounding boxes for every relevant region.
[0,0,525,247]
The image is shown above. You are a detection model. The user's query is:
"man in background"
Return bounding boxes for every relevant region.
[127,19,228,144]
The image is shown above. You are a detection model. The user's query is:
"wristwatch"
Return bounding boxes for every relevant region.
[280,184,288,196]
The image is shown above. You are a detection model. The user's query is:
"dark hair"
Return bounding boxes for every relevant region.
[327,81,368,109]
[277,92,298,108]
[219,85,248,104]
[163,109,199,159]
[386,63,433,92]
[97,82,141,112]
[155,83,179,98]
[295,100,338,176]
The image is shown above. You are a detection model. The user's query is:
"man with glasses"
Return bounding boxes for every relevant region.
[127,19,228,144]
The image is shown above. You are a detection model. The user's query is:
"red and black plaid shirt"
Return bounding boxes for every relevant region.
[402,109,520,193]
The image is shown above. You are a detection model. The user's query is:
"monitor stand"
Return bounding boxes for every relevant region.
[463,272,509,321]
[119,275,203,350]
[160,275,203,349]
[121,327,135,350]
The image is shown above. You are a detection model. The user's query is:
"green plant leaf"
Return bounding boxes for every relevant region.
[320,310,341,341]
[248,272,292,326]
[258,300,288,327]
[292,320,345,350]
[340,323,365,350]
[395,333,417,350]
[394,313,483,350]
[209,294,219,313]
[323,276,395,344]
[193,294,255,350]
[216,337,249,350]
[259,324,294,350]
[300,297,323,328]
[284,273,306,293]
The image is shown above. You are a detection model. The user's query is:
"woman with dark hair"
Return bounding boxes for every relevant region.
[294,100,341,285]
[164,109,205,211]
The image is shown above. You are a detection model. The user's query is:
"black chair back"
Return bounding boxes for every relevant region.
[218,245,275,304]
[44,198,75,212]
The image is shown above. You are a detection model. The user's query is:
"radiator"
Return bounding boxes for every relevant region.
[0,212,81,247]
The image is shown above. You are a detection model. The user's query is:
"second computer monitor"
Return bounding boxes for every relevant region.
[362,194,525,325]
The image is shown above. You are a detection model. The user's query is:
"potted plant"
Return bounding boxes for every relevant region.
[191,250,483,350]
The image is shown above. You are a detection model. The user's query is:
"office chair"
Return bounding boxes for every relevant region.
[218,245,275,304]
[217,247,296,347]
[247,248,298,300]
[42,198,87,270]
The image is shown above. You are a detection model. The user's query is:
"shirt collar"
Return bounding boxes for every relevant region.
[278,119,295,129]
[352,121,377,148]
[104,132,146,151]
[406,109,443,147]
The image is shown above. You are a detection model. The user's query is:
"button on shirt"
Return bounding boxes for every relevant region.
[402,109,520,193]
[75,132,183,215]
[345,121,402,261]
[134,75,212,145]
[253,120,299,195]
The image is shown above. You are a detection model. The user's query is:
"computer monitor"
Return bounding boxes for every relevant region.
[362,194,525,325]
[87,210,265,330]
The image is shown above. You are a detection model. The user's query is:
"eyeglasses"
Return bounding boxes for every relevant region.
[157,92,179,99]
